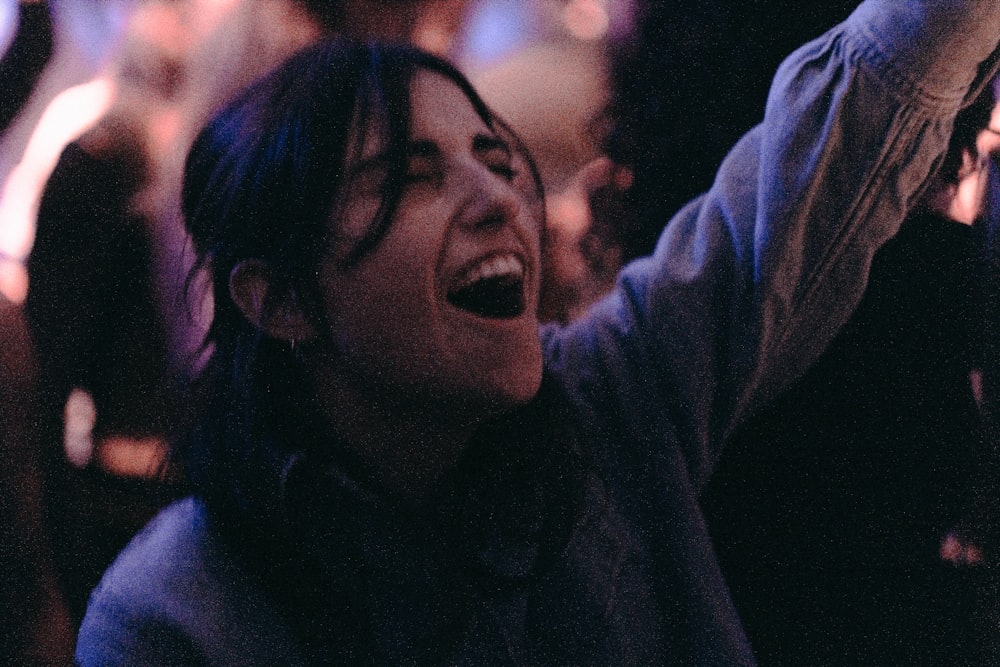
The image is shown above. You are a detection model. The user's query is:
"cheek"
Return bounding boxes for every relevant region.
[322,281,445,400]
[328,266,430,344]
[321,233,441,360]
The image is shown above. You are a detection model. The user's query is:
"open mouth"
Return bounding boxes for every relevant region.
[446,253,526,319]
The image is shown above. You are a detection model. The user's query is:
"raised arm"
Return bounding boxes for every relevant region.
[544,0,1000,490]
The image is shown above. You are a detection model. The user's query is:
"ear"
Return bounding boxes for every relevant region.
[228,259,318,343]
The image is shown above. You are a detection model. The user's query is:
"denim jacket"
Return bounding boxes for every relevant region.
[77,2,1000,665]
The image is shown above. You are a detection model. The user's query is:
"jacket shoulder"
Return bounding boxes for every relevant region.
[76,497,303,666]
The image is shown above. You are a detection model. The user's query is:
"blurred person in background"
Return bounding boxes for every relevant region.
[0,3,85,663]
[0,296,74,665]
[0,0,52,136]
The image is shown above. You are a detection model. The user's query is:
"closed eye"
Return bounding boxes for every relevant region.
[488,162,517,181]
[403,155,442,185]
[473,134,517,182]
[402,141,444,187]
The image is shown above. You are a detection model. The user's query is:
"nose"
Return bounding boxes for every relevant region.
[455,162,525,231]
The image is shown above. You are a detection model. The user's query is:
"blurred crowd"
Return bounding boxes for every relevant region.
[2,0,999,664]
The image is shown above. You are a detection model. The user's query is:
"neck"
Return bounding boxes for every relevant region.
[308,362,485,503]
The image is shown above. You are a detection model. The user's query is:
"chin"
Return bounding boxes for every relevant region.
[484,345,544,411]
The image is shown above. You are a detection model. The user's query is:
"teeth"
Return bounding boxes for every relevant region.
[452,253,525,291]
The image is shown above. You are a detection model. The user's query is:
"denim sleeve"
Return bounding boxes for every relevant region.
[74,499,304,667]
[76,589,207,667]
[545,0,1000,490]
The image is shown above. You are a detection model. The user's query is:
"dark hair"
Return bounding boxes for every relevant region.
[176,38,543,519]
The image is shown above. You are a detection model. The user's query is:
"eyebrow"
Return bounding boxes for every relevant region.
[350,141,439,177]
[472,133,511,157]
[348,154,391,181]
[349,133,510,178]
[406,140,441,159]
[407,135,510,158]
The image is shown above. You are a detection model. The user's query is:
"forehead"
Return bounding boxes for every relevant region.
[351,69,493,161]
[408,70,493,143]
